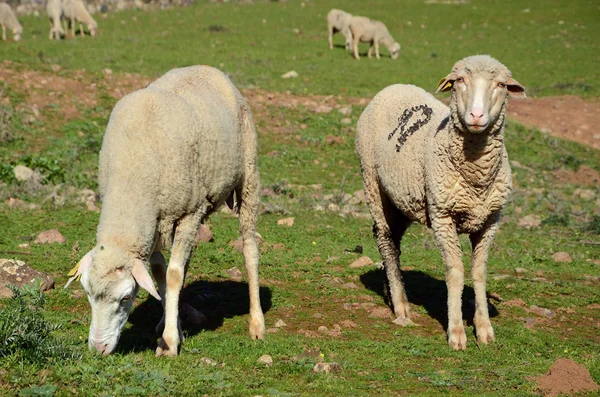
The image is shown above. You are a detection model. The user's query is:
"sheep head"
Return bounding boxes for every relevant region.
[65,245,160,355]
[436,55,525,134]
[389,42,401,60]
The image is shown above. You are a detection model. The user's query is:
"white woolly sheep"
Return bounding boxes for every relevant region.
[356,55,525,350]
[62,0,97,37]
[46,0,65,40]
[349,16,400,60]
[66,65,265,356]
[327,8,353,51]
[0,3,22,42]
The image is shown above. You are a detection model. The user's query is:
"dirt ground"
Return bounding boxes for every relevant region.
[1,60,599,152]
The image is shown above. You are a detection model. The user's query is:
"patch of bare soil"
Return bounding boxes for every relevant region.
[529,358,599,397]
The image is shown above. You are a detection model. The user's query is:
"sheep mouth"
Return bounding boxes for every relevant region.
[466,123,489,132]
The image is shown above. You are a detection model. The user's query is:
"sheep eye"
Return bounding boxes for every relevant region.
[455,77,464,84]
[498,82,506,88]
[121,295,131,302]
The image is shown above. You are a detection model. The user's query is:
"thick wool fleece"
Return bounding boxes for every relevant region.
[0,3,22,40]
[349,16,400,59]
[327,8,353,49]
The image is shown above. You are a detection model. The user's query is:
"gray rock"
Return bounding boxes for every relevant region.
[313,362,341,373]
[257,354,273,366]
[13,165,34,181]
[338,106,352,116]
[274,319,287,328]
[349,256,374,268]
[34,229,66,244]
[200,357,218,366]
[552,252,572,263]
[0,259,54,298]
[518,214,541,229]
[195,224,214,243]
[226,267,243,281]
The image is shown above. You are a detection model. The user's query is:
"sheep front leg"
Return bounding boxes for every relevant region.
[150,251,167,335]
[352,36,360,60]
[374,40,381,60]
[155,213,202,357]
[432,216,466,350]
[1,25,6,41]
[469,215,500,345]
[328,25,333,49]
[367,42,373,58]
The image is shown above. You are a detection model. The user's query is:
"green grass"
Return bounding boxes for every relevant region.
[1,0,598,97]
[0,0,599,396]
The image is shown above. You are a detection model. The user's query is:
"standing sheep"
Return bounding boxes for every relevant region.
[62,0,97,37]
[327,8,353,51]
[47,0,65,40]
[65,65,266,356]
[0,3,22,42]
[356,55,525,350]
[349,16,400,60]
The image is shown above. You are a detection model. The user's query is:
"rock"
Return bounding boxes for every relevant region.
[574,188,595,201]
[312,313,323,318]
[274,319,287,328]
[50,64,61,72]
[349,256,374,268]
[229,232,263,252]
[277,217,295,227]
[327,203,340,212]
[317,325,328,333]
[257,354,273,366]
[266,328,278,334]
[518,214,541,229]
[200,357,218,366]
[13,165,34,181]
[281,70,298,79]
[393,317,417,326]
[338,106,352,116]
[325,134,344,145]
[86,201,100,212]
[492,274,511,280]
[313,362,341,373]
[34,229,66,244]
[514,267,528,274]
[552,252,572,263]
[340,117,352,125]
[342,282,358,289]
[226,267,243,281]
[18,243,29,249]
[314,104,333,114]
[339,320,357,328]
[195,224,214,243]
[349,190,366,205]
[368,306,392,318]
[528,305,555,318]
[0,259,54,298]
[6,198,39,210]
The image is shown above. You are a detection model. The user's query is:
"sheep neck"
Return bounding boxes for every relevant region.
[447,96,508,192]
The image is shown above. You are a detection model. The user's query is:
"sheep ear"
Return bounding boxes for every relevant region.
[506,77,526,99]
[132,259,161,301]
[65,249,94,289]
[436,74,455,94]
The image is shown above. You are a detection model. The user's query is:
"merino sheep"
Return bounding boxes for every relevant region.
[0,3,22,42]
[62,0,97,37]
[327,8,353,51]
[47,0,65,40]
[349,16,400,60]
[356,55,525,350]
[65,65,266,356]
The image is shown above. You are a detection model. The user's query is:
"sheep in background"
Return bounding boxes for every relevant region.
[327,8,353,51]
[0,3,22,41]
[356,55,525,350]
[62,0,97,37]
[66,65,265,356]
[47,0,65,40]
[349,16,400,60]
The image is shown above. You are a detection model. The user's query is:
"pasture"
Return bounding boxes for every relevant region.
[0,0,599,395]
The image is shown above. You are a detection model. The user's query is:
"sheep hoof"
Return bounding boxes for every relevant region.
[448,326,467,350]
[476,324,495,345]
[155,338,178,357]
[249,316,266,340]
[392,316,417,327]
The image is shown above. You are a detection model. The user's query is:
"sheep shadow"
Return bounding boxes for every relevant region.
[117,280,272,354]
[360,268,499,331]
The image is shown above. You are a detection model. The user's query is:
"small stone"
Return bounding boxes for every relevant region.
[85,201,99,212]
[312,362,341,373]
[338,106,352,116]
[229,232,263,252]
[281,70,298,79]
[325,135,344,145]
[18,243,29,249]
[342,282,358,289]
[277,217,295,227]
[327,203,340,212]
[13,165,34,182]
[200,357,218,366]
[518,214,541,229]
[528,305,556,318]
[34,229,66,244]
[50,64,61,72]
[493,275,511,280]
[313,313,323,318]
[368,306,392,318]
[514,267,528,274]
[314,104,333,114]
[393,317,417,326]
[349,256,374,268]
[195,224,214,243]
[274,319,287,328]
[317,326,328,333]
[0,259,54,298]
[227,267,243,281]
[552,252,572,263]
[266,328,278,334]
[257,354,273,366]
[339,320,357,328]
[574,188,595,201]
[340,117,352,125]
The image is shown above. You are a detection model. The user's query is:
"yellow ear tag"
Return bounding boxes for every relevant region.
[67,261,81,278]
[437,78,447,87]
[442,82,453,91]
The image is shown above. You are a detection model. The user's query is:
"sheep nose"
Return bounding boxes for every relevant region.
[94,342,109,354]
[470,110,484,120]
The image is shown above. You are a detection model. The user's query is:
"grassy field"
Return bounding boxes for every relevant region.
[1,0,599,396]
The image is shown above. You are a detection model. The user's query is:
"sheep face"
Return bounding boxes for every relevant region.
[390,43,400,60]
[88,23,97,37]
[13,28,22,41]
[436,55,525,134]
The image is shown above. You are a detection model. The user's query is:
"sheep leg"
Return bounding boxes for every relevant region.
[374,41,381,60]
[432,216,466,350]
[367,43,373,58]
[1,25,6,41]
[79,23,84,37]
[71,17,75,36]
[352,35,360,60]
[469,215,500,345]
[238,105,265,340]
[328,24,334,49]
[155,211,203,357]
[150,251,167,335]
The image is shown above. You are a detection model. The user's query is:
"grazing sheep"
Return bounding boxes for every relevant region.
[356,55,525,350]
[62,0,97,37]
[0,3,22,42]
[327,8,353,51]
[349,16,400,60]
[47,0,65,40]
[65,65,266,356]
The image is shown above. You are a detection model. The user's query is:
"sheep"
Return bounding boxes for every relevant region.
[46,0,65,40]
[65,65,266,356]
[349,16,400,60]
[62,0,97,37]
[327,8,353,51]
[0,3,22,42]
[355,55,525,350]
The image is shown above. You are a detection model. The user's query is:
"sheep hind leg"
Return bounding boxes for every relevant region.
[155,210,205,357]
[470,215,500,345]
[2,25,6,41]
[328,25,334,49]
[150,251,167,335]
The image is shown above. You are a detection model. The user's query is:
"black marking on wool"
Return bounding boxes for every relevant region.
[387,104,433,152]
